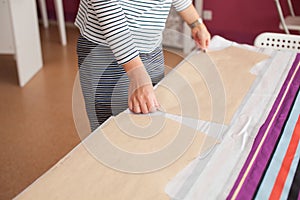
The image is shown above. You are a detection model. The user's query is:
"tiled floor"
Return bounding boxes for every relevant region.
[0,24,184,200]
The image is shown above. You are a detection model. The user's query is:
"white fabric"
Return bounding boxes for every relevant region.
[165,35,297,199]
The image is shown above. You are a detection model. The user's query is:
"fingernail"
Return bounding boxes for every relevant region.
[149,107,157,113]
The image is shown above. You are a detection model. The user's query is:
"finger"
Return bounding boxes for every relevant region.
[134,91,149,114]
[131,96,141,113]
[204,36,210,48]
[133,105,141,114]
[194,35,204,51]
[146,93,159,113]
[128,98,133,111]
[140,102,149,114]
[147,100,157,113]
[197,33,206,50]
[151,96,160,112]
[153,96,160,108]
[206,38,210,48]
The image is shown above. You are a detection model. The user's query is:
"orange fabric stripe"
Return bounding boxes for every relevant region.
[269,115,300,200]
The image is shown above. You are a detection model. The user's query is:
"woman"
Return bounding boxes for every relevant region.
[75,0,211,131]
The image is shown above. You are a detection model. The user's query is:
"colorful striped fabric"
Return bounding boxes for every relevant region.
[227,54,300,200]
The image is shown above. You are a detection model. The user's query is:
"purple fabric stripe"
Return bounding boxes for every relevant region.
[227,53,300,200]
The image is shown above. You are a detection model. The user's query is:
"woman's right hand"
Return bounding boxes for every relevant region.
[127,67,159,114]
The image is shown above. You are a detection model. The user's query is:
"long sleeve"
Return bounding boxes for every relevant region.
[172,0,192,11]
[90,0,139,65]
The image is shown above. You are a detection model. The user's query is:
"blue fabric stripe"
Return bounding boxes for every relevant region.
[255,91,300,199]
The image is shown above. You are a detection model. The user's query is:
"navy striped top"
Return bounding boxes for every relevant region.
[75,0,192,64]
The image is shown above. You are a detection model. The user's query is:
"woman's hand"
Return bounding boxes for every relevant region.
[192,23,211,51]
[127,66,159,114]
[177,4,211,51]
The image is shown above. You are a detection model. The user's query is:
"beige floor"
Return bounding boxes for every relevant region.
[0,25,184,200]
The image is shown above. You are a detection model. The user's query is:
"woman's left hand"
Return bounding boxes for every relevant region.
[192,23,211,51]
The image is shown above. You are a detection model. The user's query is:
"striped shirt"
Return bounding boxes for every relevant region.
[75,0,192,64]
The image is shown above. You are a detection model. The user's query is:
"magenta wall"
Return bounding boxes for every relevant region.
[202,0,300,44]
[41,0,80,22]
[43,0,300,44]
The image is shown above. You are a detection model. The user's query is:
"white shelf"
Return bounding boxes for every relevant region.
[0,0,43,87]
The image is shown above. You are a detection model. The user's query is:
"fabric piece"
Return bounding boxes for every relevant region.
[155,51,222,122]
[165,37,297,200]
[207,46,269,123]
[154,85,182,115]
[228,54,300,200]
[85,113,218,173]
[254,91,300,200]
[155,46,269,124]
[106,112,198,152]
[14,115,217,200]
